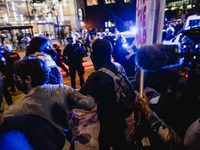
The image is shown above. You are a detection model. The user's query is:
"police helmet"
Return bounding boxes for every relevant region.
[105,28,109,33]
[3,44,12,52]
[83,29,88,33]
[96,32,102,36]
[66,34,73,40]
[53,42,59,48]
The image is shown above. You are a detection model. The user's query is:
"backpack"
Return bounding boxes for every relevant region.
[98,62,136,118]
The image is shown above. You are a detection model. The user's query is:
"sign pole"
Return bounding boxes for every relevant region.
[135,0,166,123]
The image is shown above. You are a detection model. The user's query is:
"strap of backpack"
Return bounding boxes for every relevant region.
[98,67,116,78]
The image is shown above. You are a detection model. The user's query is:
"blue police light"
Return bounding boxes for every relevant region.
[1,57,5,62]
[123,43,129,48]
[130,27,138,35]
[195,43,200,52]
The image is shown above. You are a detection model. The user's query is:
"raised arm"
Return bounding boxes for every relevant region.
[135,93,185,150]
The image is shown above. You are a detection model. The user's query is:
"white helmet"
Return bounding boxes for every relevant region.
[4,44,12,51]
[105,28,109,33]
[83,29,88,33]
[96,32,102,36]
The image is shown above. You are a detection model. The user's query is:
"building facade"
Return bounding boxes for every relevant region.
[84,0,136,32]
[0,0,83,39]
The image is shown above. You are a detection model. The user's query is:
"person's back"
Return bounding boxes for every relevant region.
[0,114,66,150]
[3,50,20,73]
[0,73,69,150]
[2,58,95,139]
[3,83,94,134]
[79,39,131,150]
[2,50,20,92]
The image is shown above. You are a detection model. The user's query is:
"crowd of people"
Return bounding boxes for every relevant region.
[0,24,200,150]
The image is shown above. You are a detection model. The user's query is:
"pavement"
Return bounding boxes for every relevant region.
[70,107,135,150]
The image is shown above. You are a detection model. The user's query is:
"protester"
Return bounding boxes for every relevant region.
[134,91,186,150]
[63,34,85,89]
[133,44,200,149]
[2,58,95,149]
[26,36,63,84]
[0,67,70,150]
[79,39,131,150]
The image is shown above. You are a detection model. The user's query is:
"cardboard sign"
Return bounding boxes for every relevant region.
[135,0,166,47]
[135,0,166,118]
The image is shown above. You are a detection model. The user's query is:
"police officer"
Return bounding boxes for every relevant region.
[52,42,69,77]
[2,45,20,92]
[0,53,12,105]
[83,29,91,53]
[63,34,85,88]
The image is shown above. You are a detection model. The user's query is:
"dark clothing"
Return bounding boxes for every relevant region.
[158,79,200,140]
[90,29,94,40]
[79,62,130,150]
[27,52,63,84]
[112,42,129,68]
[63,43,85,88]
[2,51,20,91]
[84,33,91,52]
[132,72,200,149]
[0,114,65,150]
[2,52,20,74]
[55,48,69,76]
[0,54,12,105]
[60,29,65,44]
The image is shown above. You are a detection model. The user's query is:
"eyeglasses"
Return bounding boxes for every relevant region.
[13,74,21,82]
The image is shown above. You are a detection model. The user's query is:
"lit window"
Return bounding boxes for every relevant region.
[108,21,111,27]
[124,0,130,3]
[105,0,115,4]
[105,22,108,27]
[87,0,98,6]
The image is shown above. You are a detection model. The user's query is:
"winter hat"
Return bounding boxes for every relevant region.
[91,39,112,65]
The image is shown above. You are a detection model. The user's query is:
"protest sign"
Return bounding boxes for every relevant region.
[135,0,166,123]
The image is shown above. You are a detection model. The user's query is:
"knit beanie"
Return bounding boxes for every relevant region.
[91,39,112,66]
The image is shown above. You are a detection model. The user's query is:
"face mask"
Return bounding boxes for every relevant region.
[15,80,28,94]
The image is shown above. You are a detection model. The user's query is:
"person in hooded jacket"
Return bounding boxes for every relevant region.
[79,39,131,150]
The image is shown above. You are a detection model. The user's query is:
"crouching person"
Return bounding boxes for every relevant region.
[2,58,95,149]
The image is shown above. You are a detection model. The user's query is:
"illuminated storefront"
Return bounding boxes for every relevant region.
[0,0,82,39]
